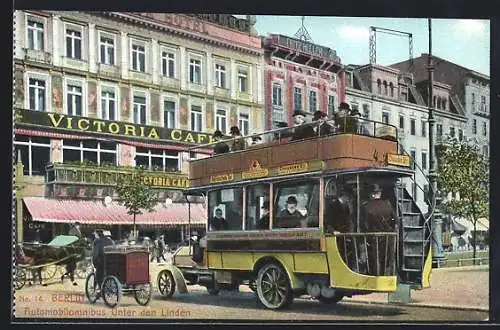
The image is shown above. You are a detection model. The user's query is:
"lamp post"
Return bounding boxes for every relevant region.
[427,18,446,267]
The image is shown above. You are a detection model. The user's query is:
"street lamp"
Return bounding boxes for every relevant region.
[427,18,446,267]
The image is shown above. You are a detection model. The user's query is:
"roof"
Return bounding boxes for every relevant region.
[23,197,207,226]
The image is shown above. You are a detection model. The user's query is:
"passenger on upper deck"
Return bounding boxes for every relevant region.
[212,130,230,155]
[291,111,315,141]
[312,110,333,137]
[229,126,247,151]
[250,134,263,146]
[210,208,229,231]
[335,102,351,133]
[274,122,291,140]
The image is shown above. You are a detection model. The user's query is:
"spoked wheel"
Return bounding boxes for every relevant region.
[85,273,99,304]
[256,263,293,310]
[102,276,122,308]
[248,280,257,292]
[134,283,152,306]
[14,266,27,290]
[41,264,58,280]
[157,270,175,298]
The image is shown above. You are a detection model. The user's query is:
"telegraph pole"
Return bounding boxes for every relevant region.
[427,18,445,267]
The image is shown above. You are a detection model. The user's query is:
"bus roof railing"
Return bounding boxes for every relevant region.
[186,116,399,155]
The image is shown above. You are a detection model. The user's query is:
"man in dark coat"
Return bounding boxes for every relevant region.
[212,130,229,154]
[335,102,352,133]
[229,126,246,151]
[92,229,114,288]
[256,201,270,230]
[312,110,333,137]
[210,208,229,231]
[277,196,305,228]
[360,184,396,275]
[291,111,315,141]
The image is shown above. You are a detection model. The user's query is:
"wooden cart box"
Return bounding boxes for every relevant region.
[104,247,150,285]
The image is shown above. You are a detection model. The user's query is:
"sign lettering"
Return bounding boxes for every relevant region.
[272,34,339,62]
[210,173,234,184]
[277,163,309,176]
[142,175,190,188]
[386,153,411,167]
[19,110,215,146]
[242,160,269,179]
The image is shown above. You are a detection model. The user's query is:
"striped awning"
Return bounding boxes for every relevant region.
[23,197,207,226]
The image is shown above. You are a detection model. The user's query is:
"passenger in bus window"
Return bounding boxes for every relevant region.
[210,208,229,231]
[360,183,396,275]
[212,130,230,155]
[229,126,246,151]
[360,184,396,232]
[256,201,270,230]
[276,195,305,228]
[312,111,333,137]
[291,111,314,141]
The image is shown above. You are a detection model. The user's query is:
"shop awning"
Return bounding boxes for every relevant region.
[23,197,207,226]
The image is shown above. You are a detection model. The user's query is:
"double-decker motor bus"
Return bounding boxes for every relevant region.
[180,115,433,310]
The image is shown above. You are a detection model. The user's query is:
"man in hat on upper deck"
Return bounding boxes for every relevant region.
[335,102,351,133]
[312,110,333,137]
[291,111,315,141]
[212,130,230,155]
[250,133,263,146]
[229,126,246,151]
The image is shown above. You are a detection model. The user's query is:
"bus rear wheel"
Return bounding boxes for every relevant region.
[318,293,344,304]
[256,263,293,310]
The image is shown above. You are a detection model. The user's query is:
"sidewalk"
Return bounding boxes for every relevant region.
[344,265,489,311]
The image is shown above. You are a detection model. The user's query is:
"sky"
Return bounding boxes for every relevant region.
[245,16,489,76]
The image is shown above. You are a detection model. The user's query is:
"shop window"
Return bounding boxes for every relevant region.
[134,148,179,171]
[245,184,270,230]
[208,188,243,231]
[14,136,51,176]
[62,140,117,165]
[272,180,319,229]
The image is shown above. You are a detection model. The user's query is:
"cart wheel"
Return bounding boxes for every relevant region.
[41,264,58,280]
[14,266,26,290]
[102,276,122,308]
[134,283,152,306]
[85,273,99,304]
[157,269,175,298]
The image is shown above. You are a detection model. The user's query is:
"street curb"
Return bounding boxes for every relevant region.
[344,298,489,312]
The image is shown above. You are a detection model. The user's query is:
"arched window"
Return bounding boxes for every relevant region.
[383,81,388,95]
[442,99,447,110]
[377,79,382,94]
[389,82,394,97]
[437,97,442,109]
[433,96,437,108]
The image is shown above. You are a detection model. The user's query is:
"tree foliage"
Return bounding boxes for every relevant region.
[436,137,489,220]
[436,137,489,263]
[115,167,156,230]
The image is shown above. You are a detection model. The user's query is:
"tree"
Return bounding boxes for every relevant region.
[115,167,156,240]
[436,137,489,264]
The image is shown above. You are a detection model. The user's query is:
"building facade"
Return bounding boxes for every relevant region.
[343,63,468,213]
[262,34,344,129]
[13,11,265,242]
[390,54,490,158]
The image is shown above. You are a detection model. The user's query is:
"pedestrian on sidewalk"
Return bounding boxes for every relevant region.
[157,235,167,263]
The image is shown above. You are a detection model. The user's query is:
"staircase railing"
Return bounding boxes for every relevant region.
[397,143,435,243]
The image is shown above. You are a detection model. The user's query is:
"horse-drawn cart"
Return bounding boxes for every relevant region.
[85,245,152,308]
[14,235,87,290]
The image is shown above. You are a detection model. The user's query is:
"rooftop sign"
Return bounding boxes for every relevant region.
[269,34,340,62]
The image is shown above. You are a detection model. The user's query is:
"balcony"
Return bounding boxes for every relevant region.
[62,56,89,71]
[24,48,52,64]
[98,63,120,78]
[214,86,231,99]
[45,162,193,200]
[129,70,153,84]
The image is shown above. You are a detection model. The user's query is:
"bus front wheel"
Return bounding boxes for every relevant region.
[256,263,293,310]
